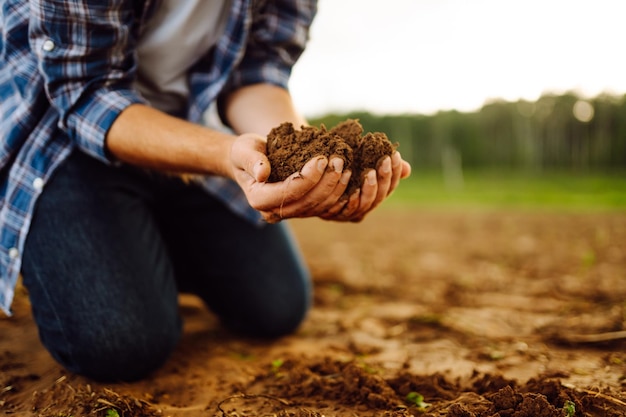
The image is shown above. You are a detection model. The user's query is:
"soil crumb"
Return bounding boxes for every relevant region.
[266,119,397,195]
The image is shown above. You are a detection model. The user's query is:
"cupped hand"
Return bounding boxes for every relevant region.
[230,134,352,223]
[320,151,411,223]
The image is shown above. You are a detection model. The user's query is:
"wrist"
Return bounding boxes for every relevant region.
[222,84,307,135]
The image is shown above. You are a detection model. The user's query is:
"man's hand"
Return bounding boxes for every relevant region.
[230,134,350,222]
[230,134,411,223]
[320,151,411,222]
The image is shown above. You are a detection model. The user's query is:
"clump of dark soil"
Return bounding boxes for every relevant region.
[266,120,397,196]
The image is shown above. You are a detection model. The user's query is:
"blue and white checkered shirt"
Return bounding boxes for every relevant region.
[0,0,317,316]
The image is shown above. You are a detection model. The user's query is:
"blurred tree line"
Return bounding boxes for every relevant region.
[310,92,626,173]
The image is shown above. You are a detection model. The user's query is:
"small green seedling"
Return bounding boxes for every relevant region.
[105,409,120,417]
[270,359,284,375]
[563,400,576,417]
[360,362,379,374]
[406,392,431,410]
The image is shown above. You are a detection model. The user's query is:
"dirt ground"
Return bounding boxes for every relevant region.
[1,209,625,416]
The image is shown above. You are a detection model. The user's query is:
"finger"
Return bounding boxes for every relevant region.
[374,156,392,202]
[311,166,351,214]
[394,150,412,180]
[319,187,359,221]
[265,158,345,219]
[339,188,360,217]
[319,197,349,220]
[252,159,271,182]
[401,160,412,179]
[316,169,352,217]
[231,134,271,182]
[261,210,282,224]
[351,170,378,219]
[387,152,403,196]
[243,156,327,211]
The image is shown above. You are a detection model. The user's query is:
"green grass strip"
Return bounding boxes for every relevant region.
[385,170,626,211]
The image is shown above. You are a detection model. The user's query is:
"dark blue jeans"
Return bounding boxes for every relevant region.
[21,151,311,382]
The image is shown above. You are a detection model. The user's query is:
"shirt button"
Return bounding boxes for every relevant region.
[33,177,44,191]
[42,39,55,52]
[8,248,19,259]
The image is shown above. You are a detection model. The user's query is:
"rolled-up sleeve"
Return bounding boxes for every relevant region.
[226,0,317,92]
[29,0,146,163]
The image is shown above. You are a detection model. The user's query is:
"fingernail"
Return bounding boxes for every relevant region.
[367,170,376,185]
[381,157,392,173]
[340,170,351,184]
[317,157,328,173]
[331,158,344,173]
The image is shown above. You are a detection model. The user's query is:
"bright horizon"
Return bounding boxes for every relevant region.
[290,0,626,117]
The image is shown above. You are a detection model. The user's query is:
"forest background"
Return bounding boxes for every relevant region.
[310,92,626,210]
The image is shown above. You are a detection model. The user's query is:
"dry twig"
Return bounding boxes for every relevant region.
[562,384,626,407]
[558,330,626,344]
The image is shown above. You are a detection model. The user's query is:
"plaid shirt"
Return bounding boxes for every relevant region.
[0,0,317,316]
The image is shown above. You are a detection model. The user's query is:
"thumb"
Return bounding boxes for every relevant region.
[231,133,271,182]
[252,158,271,182]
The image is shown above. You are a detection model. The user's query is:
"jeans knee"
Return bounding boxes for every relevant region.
[227,287,311,339]
[42,315,182,382]
[261,310,308,338]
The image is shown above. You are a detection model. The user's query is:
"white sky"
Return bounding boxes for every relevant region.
[289,0,626,116]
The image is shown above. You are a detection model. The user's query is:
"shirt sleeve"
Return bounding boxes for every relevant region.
[225,0,318,92]
[29,0,147,163]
